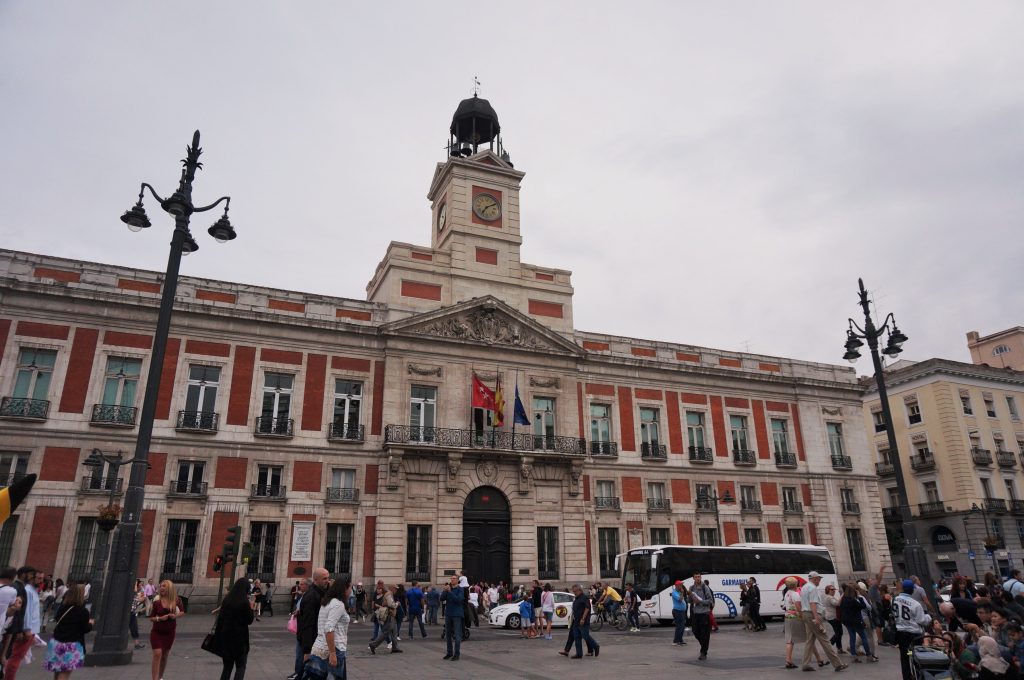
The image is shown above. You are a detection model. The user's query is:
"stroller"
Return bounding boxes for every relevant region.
[909,632,977,680]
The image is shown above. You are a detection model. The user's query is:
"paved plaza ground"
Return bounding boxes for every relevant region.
[18,614,908,679]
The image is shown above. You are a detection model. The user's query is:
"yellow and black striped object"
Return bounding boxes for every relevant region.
[0,474,35,524]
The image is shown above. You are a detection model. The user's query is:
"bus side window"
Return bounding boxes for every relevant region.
[742,552,775,574]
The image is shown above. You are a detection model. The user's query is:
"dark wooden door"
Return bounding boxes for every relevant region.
[462,486,510,585]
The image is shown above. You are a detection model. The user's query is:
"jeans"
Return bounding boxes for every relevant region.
[690,612,711,655]
[627,608,640,629]
[896,630,914,680]
[220,653,248,680]
[749,602,764,630]
[427,604,439,625]
[129,611,139,640]
[845,623,872,657]
[294,639,305,678]
[445,616,463,657]
[828,618,843,650]
[571,622,599,657]
[408,610,426,637]
[672,609,688,643]
[369,617,398,651]
[606,600,620,619]
[306,651,346,680]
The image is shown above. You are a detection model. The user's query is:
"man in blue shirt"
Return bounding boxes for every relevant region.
[671,580,688,645]
[406,581,426,638]
[426,586,441,625]
[442,575,465,660]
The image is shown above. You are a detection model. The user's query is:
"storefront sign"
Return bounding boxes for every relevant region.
[931,526,957,547]
[291,521,315,561]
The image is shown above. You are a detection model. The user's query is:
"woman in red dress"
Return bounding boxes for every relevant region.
[148,580,185,680]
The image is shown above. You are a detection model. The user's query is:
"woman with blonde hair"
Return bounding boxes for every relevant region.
[783,577,826,669]
[148,580,185,680]
[42,583,92,679]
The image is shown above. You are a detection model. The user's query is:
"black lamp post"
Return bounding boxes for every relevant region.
[87,131,237,666]
[843,278,936,609]
[970,502,1001,574]
[697,488,735,546]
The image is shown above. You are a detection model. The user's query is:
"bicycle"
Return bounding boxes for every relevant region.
[589,603,629,632]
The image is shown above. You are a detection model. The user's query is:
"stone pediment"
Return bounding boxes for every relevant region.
[382,296,583,356]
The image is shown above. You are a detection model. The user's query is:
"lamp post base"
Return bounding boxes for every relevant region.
[84,643,133,667]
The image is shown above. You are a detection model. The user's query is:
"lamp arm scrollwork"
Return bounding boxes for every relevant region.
[193,195,231,214]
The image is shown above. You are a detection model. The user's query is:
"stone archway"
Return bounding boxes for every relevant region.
[462,486,510,585]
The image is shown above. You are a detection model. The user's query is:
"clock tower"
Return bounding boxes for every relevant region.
[366,94,575,334]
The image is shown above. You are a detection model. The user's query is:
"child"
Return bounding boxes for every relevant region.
[1007,622,1024,666]
[519,597,534,639]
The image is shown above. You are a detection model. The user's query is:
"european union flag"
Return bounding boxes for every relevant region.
[513,385,530,426]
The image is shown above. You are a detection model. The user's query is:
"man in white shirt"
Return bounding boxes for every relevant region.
[800,571,847,672]
[1004,569,1024,598]
[487,584,499,611]
[3,566,40,680]
[0,567,19,639]
[894,579,931,680]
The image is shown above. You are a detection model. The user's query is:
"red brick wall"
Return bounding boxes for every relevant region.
[226,345,256,426]
[582,341,609,352]
[301,354,327,431]
[724,397,749,409]
[16,321,71,340]
[117,279,161,294]
[631,347,656,358]
[709,396,729,457]
[332,356,372,372]
[671,479,691,504]
[808,523,818,545]
[719,357,742,368]
[584,520,593,574]
[626,520,644,536]
[268,299,305,313]
[681,393,708,405]
[475,248,498,265]
[665,390,682,454]
[196,289,236,304]
[363,515,377,578]
[535,272,555,281]
[752,400,771,460]
[792,405,806,461]
[410,251,433,261]
[576,382,585,438]
[364,464,379,495]
[214,457,248,489]
[59,328,98,414]
[766,401,789,413]
[261,348,302,365]
[528,300,563,318]
[717,480,736,502]
[207,511,239,577]
[586,383,614,397]
[146,452,167,486]
[723,521,739,546]
[0,319,10,374]
[622,476,642,503]
[767,522,783,543]
[155,338,181,420]
[676,352,700,363]
[802,483,813,507]
[34,266,80,283]
[371,360,385,436]
[26,506,65,573]
[401,281,442,301]
[635,388,662,400]
[676,521,693,545]
[38,447,79,482]
[582,474,591,501]
[336,309,372,321]
[288,513,317,577]
[759,363,781,373]
[184,339,231,357]
[617,387,635,451]
[292,461,323,492]
[138,509,156,576]
[102,330,152,349]
[761,482,779,506]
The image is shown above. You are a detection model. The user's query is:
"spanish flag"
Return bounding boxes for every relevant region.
[0,473,35,525]
[493,375,505,427]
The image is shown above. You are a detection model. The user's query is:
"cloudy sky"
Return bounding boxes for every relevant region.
[1,1,1020,370]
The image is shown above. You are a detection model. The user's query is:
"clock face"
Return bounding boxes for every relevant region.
[437,203,447,232]
[472,193,502,222]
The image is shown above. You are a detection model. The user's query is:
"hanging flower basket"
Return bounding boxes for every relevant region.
[97,503,122,531]
[97,517,120,532]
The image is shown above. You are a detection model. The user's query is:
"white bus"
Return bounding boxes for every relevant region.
[619,543,838,623]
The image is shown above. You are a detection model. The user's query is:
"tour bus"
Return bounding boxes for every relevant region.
[618,543,838,623]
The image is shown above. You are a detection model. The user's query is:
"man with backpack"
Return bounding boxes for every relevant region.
[1004,570,1024,598]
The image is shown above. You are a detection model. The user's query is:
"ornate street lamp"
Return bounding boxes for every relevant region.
[696,488,735,546]
[87,131,237,666]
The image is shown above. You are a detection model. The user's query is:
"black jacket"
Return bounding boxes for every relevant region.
[750,584,761,606]
[52,604,92,645]
[571,593,591,626]
[297,585,325,651]
[215,600,254,659]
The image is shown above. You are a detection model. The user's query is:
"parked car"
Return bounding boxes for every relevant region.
[487,591,575,628]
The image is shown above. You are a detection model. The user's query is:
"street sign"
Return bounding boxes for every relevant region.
[968,550,976,560]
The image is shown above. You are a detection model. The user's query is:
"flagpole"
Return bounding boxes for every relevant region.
[512,368,519,441]
[491,365,498,448]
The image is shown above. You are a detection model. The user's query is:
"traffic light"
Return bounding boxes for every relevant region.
[213,555,224,572]
[241,541,253,565]
[223,525,241,562]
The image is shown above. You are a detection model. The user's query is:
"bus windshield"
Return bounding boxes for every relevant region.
[622,550,658,597]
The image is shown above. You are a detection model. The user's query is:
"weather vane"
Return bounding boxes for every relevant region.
[472,76,481,97]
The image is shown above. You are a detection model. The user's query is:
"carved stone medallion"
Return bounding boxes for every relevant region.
[476,460,498,484]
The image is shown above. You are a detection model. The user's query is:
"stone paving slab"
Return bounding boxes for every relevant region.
[17,614,907,679]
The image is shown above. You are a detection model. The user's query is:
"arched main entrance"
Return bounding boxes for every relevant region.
[463,486,510,585]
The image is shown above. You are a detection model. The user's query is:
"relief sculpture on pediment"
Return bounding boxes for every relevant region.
[413,308,548,350]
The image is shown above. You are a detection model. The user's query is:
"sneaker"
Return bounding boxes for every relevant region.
[391,649,403,654]
[386,642,392,650]
[286,675,298,680]
[834,664,848,672]
[443,654,452,660]
[368,644,375,655]
[698,654,707,660]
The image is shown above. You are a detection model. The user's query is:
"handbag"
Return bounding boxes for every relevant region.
[287,615,298,634]
[201,614,223,657]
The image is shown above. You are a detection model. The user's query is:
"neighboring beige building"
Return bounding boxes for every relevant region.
[968,327,1024,371]
[0,96,888,601]
[863,358,1024,578]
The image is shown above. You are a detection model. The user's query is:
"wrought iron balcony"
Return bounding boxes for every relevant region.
[688,446,714,463]
[252,572,276,583]
[841,501,861,515]
[405,570,430,582]
[176,410,218,432]
[910,451,936,471]
[90,403,137,426]
[594,496,621,511]
[539,570,559,580]
[160,571,194,584]
[882,506,903,522]
[328,421,365,442]
[775,451,798,468]
[647,498,671,512]
[696,498,716,513]
[0,473,27,489]
[740,500,762,513]
[997,450,1017,468]
[641,442,668,460]
[733,449,756,466]
[590,441,618,457]
[831,455,853,471]
[783,501,803,515]
[0,397,50,420]
[326,487,360,504]
[250,484,287,500]
[80,476,123,494]
[918,501,946,517]
[383,425,586,456]
[255,416,294,437]
[985,498,1008,513]
[1011,500,1024,515]
[167,480,208,498]
[972,447,993,466]
[876,461,895,476]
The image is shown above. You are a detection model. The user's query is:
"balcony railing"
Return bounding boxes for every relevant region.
[740,500,762,513]
[326,487,360,504]
[328,421,365,442]
[733,449,756,466]
[783,501,803,515]
[176,410,218,432]
[876,462,895,476]
[252,572,276,584]
[250,484,287,500]
[842,501,861,515]
[0,473,28,489]
[918,501,945,517]
[985,498,1008,513]
[696,498,716,513]
[641,442,668,461]
[997,451,1017,468]
[594,496,621,511]
[972,447,993,466]
[647,498,671,512]
[831,455,853,471]
[910,451,935,471]
[384,425,586,456]
[80,476,123,494]
[0,397,50,420]
[882,506,902,522]
[90,403,137,426]
[255,416,294,437]
[688,446,714,464]
[590,441,619,457]
[775,451,798,468]
[160,571,194,584]
[167,480,208,498]
[1011,500,1024,515]
[405,570,430,582]
[539,570,559,580]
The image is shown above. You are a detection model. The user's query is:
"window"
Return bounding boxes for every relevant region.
[532,397,556,449]
[161,519,199,582]
[255,465,283,496]
[981,478,994,499]
[409,386,437,439]
[69,518,102,581]
[647,482,666,500]
[786,528,805,544]
[985,397,997,419]
[698,528,719,546]
[744,528,763,543]
[332,380,362,438]
[249,522,279,579]
[1008,397,1020,421]
[331,468,355,489]
[879,448,892,465]
[325,523,353,577]
[995,435,1006,452]
[695,483,713,509]
[907,401,922,425]
[1018,520,1024,543]
[826,423,845,457]
[923,481,941,503]
[598,528,620,577]
[846,528,866,571]
[640,407,661,448]
[782,486,798,506]
[686,411,706,449]
[1007,480,1018,501]
[992,519,1005,546]
[260,373,293,432]
[85,455,123,491]
[0,515,16,567]
[840,488,855,506]
[650,527,670,545]
[472,406,494,441]
[994,345,1011,356]
[171,461,205,494]
[590,404,612,444]
[537,527,559,579]
[102,357,142,406]
[872,410,886,433]
[184,364,220,416]
[771,419,790,453]
[596,479,615,498]
[887,488,901,508]
[961,392,974,416]
[730,415,750,452]
[740,485,757,504]
[12,348,56,401]
[406,525,431,580]
[0,452,29,487]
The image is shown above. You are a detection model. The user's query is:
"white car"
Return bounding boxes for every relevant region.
[487,591,576,629]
